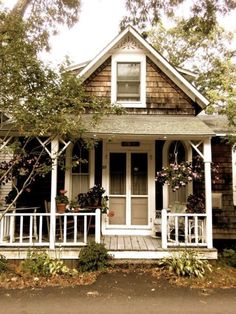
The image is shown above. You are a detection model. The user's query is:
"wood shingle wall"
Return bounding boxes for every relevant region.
[81,57,198,115]
[212,138,236,239]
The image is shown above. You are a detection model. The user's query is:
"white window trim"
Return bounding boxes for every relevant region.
[111,54,146,108]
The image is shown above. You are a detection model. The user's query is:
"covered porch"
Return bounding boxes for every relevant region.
[0,114,216,259]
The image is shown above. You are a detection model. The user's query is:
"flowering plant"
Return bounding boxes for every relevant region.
[156,161,202,192]
[55,190,69,204]
[186,193,205,213]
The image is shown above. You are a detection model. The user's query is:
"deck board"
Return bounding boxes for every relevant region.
[130,236,140,250]
[102,236,161,251]
[123,236,132,250]
[117,236,125,250]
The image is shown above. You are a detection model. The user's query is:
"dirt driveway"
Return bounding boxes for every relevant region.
[0,271,236,314]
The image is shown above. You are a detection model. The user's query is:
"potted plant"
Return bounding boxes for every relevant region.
[186,193,205,214]
[55,190,69,213]
[78,185,108,208]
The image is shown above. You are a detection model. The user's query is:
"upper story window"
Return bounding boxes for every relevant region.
[117,62,140,101]
[111,54,146,108]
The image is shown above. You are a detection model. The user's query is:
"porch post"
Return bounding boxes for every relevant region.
[95,208,101,243]
[203,138,213,249]
[49,136,59,249]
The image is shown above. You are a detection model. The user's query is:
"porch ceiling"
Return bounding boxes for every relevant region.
[84,114,215,139]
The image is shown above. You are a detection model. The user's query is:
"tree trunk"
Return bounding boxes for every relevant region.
[11,0,32,17]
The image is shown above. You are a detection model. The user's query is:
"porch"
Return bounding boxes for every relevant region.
[0,208,217,259]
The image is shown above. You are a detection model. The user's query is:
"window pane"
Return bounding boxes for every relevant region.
[117,63,140,101]
[117,63,140,80]
[131,153,147,195]
[110,153,126,195]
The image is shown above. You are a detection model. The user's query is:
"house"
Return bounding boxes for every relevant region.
[0,25,235,260]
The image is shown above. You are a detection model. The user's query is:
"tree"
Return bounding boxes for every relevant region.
[121,0,236,33]
[0,1,120,213]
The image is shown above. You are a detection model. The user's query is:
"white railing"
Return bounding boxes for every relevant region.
[0,208,101,248]
[161,208,207,248]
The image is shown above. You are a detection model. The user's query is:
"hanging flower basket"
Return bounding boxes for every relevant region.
[156,161,202,192]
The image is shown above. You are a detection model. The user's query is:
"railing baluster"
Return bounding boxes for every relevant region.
[63,215,67,243]
[84,215,87,244]
[74,216,77,243]
[39,216,43,243]
[29,216,33,244]
[19,216,23,243]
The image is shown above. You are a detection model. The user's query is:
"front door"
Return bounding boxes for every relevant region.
[108,151,149,228]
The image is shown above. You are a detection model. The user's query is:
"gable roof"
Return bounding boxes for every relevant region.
[76,25,209,109]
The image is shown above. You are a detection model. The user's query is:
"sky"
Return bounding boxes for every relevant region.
[2,0,236,67]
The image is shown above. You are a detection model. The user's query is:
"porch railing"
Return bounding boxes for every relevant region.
[161,208,207,248]
[0,208,101,248]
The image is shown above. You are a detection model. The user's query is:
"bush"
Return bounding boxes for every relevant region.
[0,254,8,273]
[78,241,111,272]
[220,248,236,267]
[20,251,78,277]
[160,250,212,278]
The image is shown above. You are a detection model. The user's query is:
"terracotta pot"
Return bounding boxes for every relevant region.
[57,203,66,214]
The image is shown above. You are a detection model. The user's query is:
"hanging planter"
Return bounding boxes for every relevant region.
[156,161,202,192]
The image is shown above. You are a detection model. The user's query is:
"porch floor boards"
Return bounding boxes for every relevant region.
[101,235,161,251]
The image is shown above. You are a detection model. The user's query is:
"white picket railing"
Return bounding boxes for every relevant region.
[0,208,101,248]
[161,208,207,248]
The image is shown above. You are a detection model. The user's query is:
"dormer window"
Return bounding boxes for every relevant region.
[111,54,146,107]
[117,62,140,101]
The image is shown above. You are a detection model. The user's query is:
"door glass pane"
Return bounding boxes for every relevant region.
[131,197,148,225]
[131,153,147,195]
[109,197,126,225]
[109,153,126,195]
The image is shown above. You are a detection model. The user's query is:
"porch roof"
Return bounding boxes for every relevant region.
[85,114,215,138]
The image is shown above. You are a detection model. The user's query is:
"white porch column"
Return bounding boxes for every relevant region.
[49,137,59,249]
[203,138,213,249]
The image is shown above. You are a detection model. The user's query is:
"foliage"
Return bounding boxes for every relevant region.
[156,161,202,192]
[0,254,8,273]
[20,251,78,277]
[220,248,236,267]
[186,193,205,214]
[160,250,212,278]
[56,190,69,205]
[78,241,111,272]
[78,185,108,208]
[121,0,236,32]
[4,0,81,51]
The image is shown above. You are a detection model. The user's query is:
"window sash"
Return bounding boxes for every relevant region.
[117,62,140,101]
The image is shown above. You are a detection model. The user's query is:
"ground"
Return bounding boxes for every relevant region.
[1,270,236,314]
[0,260,236,290]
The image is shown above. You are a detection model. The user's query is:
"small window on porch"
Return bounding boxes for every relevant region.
[72,141,89,198]
[117,62,140,101]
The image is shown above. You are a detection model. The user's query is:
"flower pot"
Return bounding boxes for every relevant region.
[57,203,66,214]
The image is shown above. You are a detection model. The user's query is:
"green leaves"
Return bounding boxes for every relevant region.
[160,250,213,278]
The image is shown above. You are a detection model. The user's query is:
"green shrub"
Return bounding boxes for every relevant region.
[78,241,111,272]
[160,250,212,278]
[20,251,78,277]
[220,248,236,267]
[0,254,8,273]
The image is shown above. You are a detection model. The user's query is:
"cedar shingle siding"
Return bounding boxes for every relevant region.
[82,57,196,115]
[212,138,236,239]
[83,58,111,99]
[146,58,195,115]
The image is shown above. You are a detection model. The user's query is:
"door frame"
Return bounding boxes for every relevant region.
[102,140,155,235]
